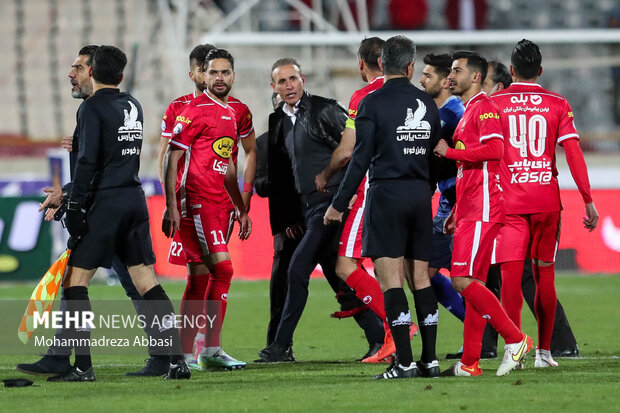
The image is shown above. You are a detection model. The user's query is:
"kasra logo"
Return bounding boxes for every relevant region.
[212,136,235,159]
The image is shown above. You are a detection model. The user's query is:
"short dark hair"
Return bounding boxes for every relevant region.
[423,53,453,79]
[511,39,542,79]
[451,50,487,83]
[489,60,512,89]
[271,58,301,74]
[358,37,385,72]
[381,35,416,76]
[189,44,216,68]
[205,48,234,71]
[78,45,99,66]
[92,45,127,85]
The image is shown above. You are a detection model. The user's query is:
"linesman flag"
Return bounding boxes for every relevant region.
[17,249,71,344]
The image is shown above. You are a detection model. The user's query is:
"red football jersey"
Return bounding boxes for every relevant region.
[451,92,504,223]
[161,91,199,139]
[346,76,384,195]
[491,82,579,214]
[169,91,238,214]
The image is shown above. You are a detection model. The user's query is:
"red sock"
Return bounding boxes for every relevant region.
[533,263,556,351]
[461,303,486,366]
[180,274,208,354]
[204,260,234,347]
[461,281,522,344]
[500,260,525,330]
[345,267,387,329]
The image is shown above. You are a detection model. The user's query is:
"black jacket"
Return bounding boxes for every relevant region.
[256,92,347,234]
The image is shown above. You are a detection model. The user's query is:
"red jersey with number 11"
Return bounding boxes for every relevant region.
[491,83,579,214]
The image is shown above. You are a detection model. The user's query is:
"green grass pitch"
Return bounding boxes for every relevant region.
[1,274,619,412]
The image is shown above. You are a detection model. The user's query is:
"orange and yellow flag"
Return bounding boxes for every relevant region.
[17,249,71,344]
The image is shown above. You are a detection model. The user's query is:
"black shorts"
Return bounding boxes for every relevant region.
[430,215,453,270]
[69,186,156,270]
[362,180,432,260]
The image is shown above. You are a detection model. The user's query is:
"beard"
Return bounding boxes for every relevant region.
[208,83,232,98]
[71,83,92,99]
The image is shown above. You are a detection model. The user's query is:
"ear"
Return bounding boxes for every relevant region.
[359,59,364,72]
[188,70,194,81]
[473,71,482,84]
[496,82,505,91]
[441,77,451,89]
[510,65,516,78]
[270,82,276,92]
[538,66,543,77]
[89,66,93,77]
[377,56,383,72]
[406,61,415,77]
[118,74,124,86]
[301,74,306,85]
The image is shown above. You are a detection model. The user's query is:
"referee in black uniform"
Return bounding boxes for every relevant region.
[325,36,442,379]
[49,45,189,382]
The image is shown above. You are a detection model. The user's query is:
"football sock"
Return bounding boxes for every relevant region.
[179,273,209,354]
[500,260,525,329]
[64,286,92,371]
[345,267,387,326]
[430,272,466,322]
[413,286,439,363]
[461,281,522,344]
[353,308,385,346]
[384,288,413,366]
[461,303,487,366]
[143,284,183,363]
[204,260,233,348]
[533,263,557,351]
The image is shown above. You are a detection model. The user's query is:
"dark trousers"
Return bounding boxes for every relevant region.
[273,201,382,348]
[47,255,158,357]
[482,259,577,353]
[267,232,299,346]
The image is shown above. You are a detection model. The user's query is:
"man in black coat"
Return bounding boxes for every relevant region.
[257,59,384,362]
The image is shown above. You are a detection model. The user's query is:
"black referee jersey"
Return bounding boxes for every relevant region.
[332,77,442,211]
[70,88,144,205]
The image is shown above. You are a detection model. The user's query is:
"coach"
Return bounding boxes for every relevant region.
[257,58,384,362]
[325,35,442,379]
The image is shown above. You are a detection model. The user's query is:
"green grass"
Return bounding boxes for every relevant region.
[1,274,619,412]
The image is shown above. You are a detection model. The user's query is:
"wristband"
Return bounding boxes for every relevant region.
[243,182,253,193]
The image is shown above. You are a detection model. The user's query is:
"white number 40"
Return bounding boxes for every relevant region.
[508,114,547,157]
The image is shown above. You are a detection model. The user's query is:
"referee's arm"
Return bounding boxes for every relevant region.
[69,103,100,206]
[331,112,375,213]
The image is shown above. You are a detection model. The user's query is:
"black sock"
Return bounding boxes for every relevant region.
[384,288,413,366]
[64,286,92,371]
[413,286,439,363]
[353,309,385,346]
[143,285,183,363]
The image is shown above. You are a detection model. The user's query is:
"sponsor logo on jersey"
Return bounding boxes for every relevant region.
[221,116,231,120]
[455,140,466,150]
[161,119,166,131]
[453,261,468,266]
[118,101,143,142]
[396,100,431,142]
[212,136,235,159]
[530,95,542,105]
[479,112,500,121]
[173,123,183,135]
[175,116,192,124]
[212,159,228,175]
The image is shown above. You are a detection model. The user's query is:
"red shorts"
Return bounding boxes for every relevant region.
[338,186,366,258]
[168,207,235,266]
[174,204,230,263]
[451,220,502,281]
[496,212,560,263]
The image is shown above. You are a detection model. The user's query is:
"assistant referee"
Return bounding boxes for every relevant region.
[325,35,442,379]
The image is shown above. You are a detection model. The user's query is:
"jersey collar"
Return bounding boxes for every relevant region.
[204,90,228,108]
[465,91,486,110]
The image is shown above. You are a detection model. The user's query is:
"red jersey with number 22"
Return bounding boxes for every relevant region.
[491,83,579,214]
[451,92,504,223]
[169,92,237,211]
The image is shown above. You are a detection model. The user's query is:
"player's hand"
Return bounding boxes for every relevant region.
[443,211,456,234]
[285,223,304,240]
[323,205,344,226]
[61,136,73,152]
[44,207,58,221]
[39,186,63,212]
[236,210,252,240]
[242,191,252,213]
[434,139,449,158]
[162,206,180,238]
[348,194,357,210]
[315,171,329,193]
[584,202,598,232]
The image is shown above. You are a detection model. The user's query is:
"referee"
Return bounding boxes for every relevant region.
[325,36,442,379]
[49,45,189,381]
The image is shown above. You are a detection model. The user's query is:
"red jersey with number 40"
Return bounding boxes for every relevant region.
[491,83,579,214]
[451,92,504,223]
[169,92,237,212]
